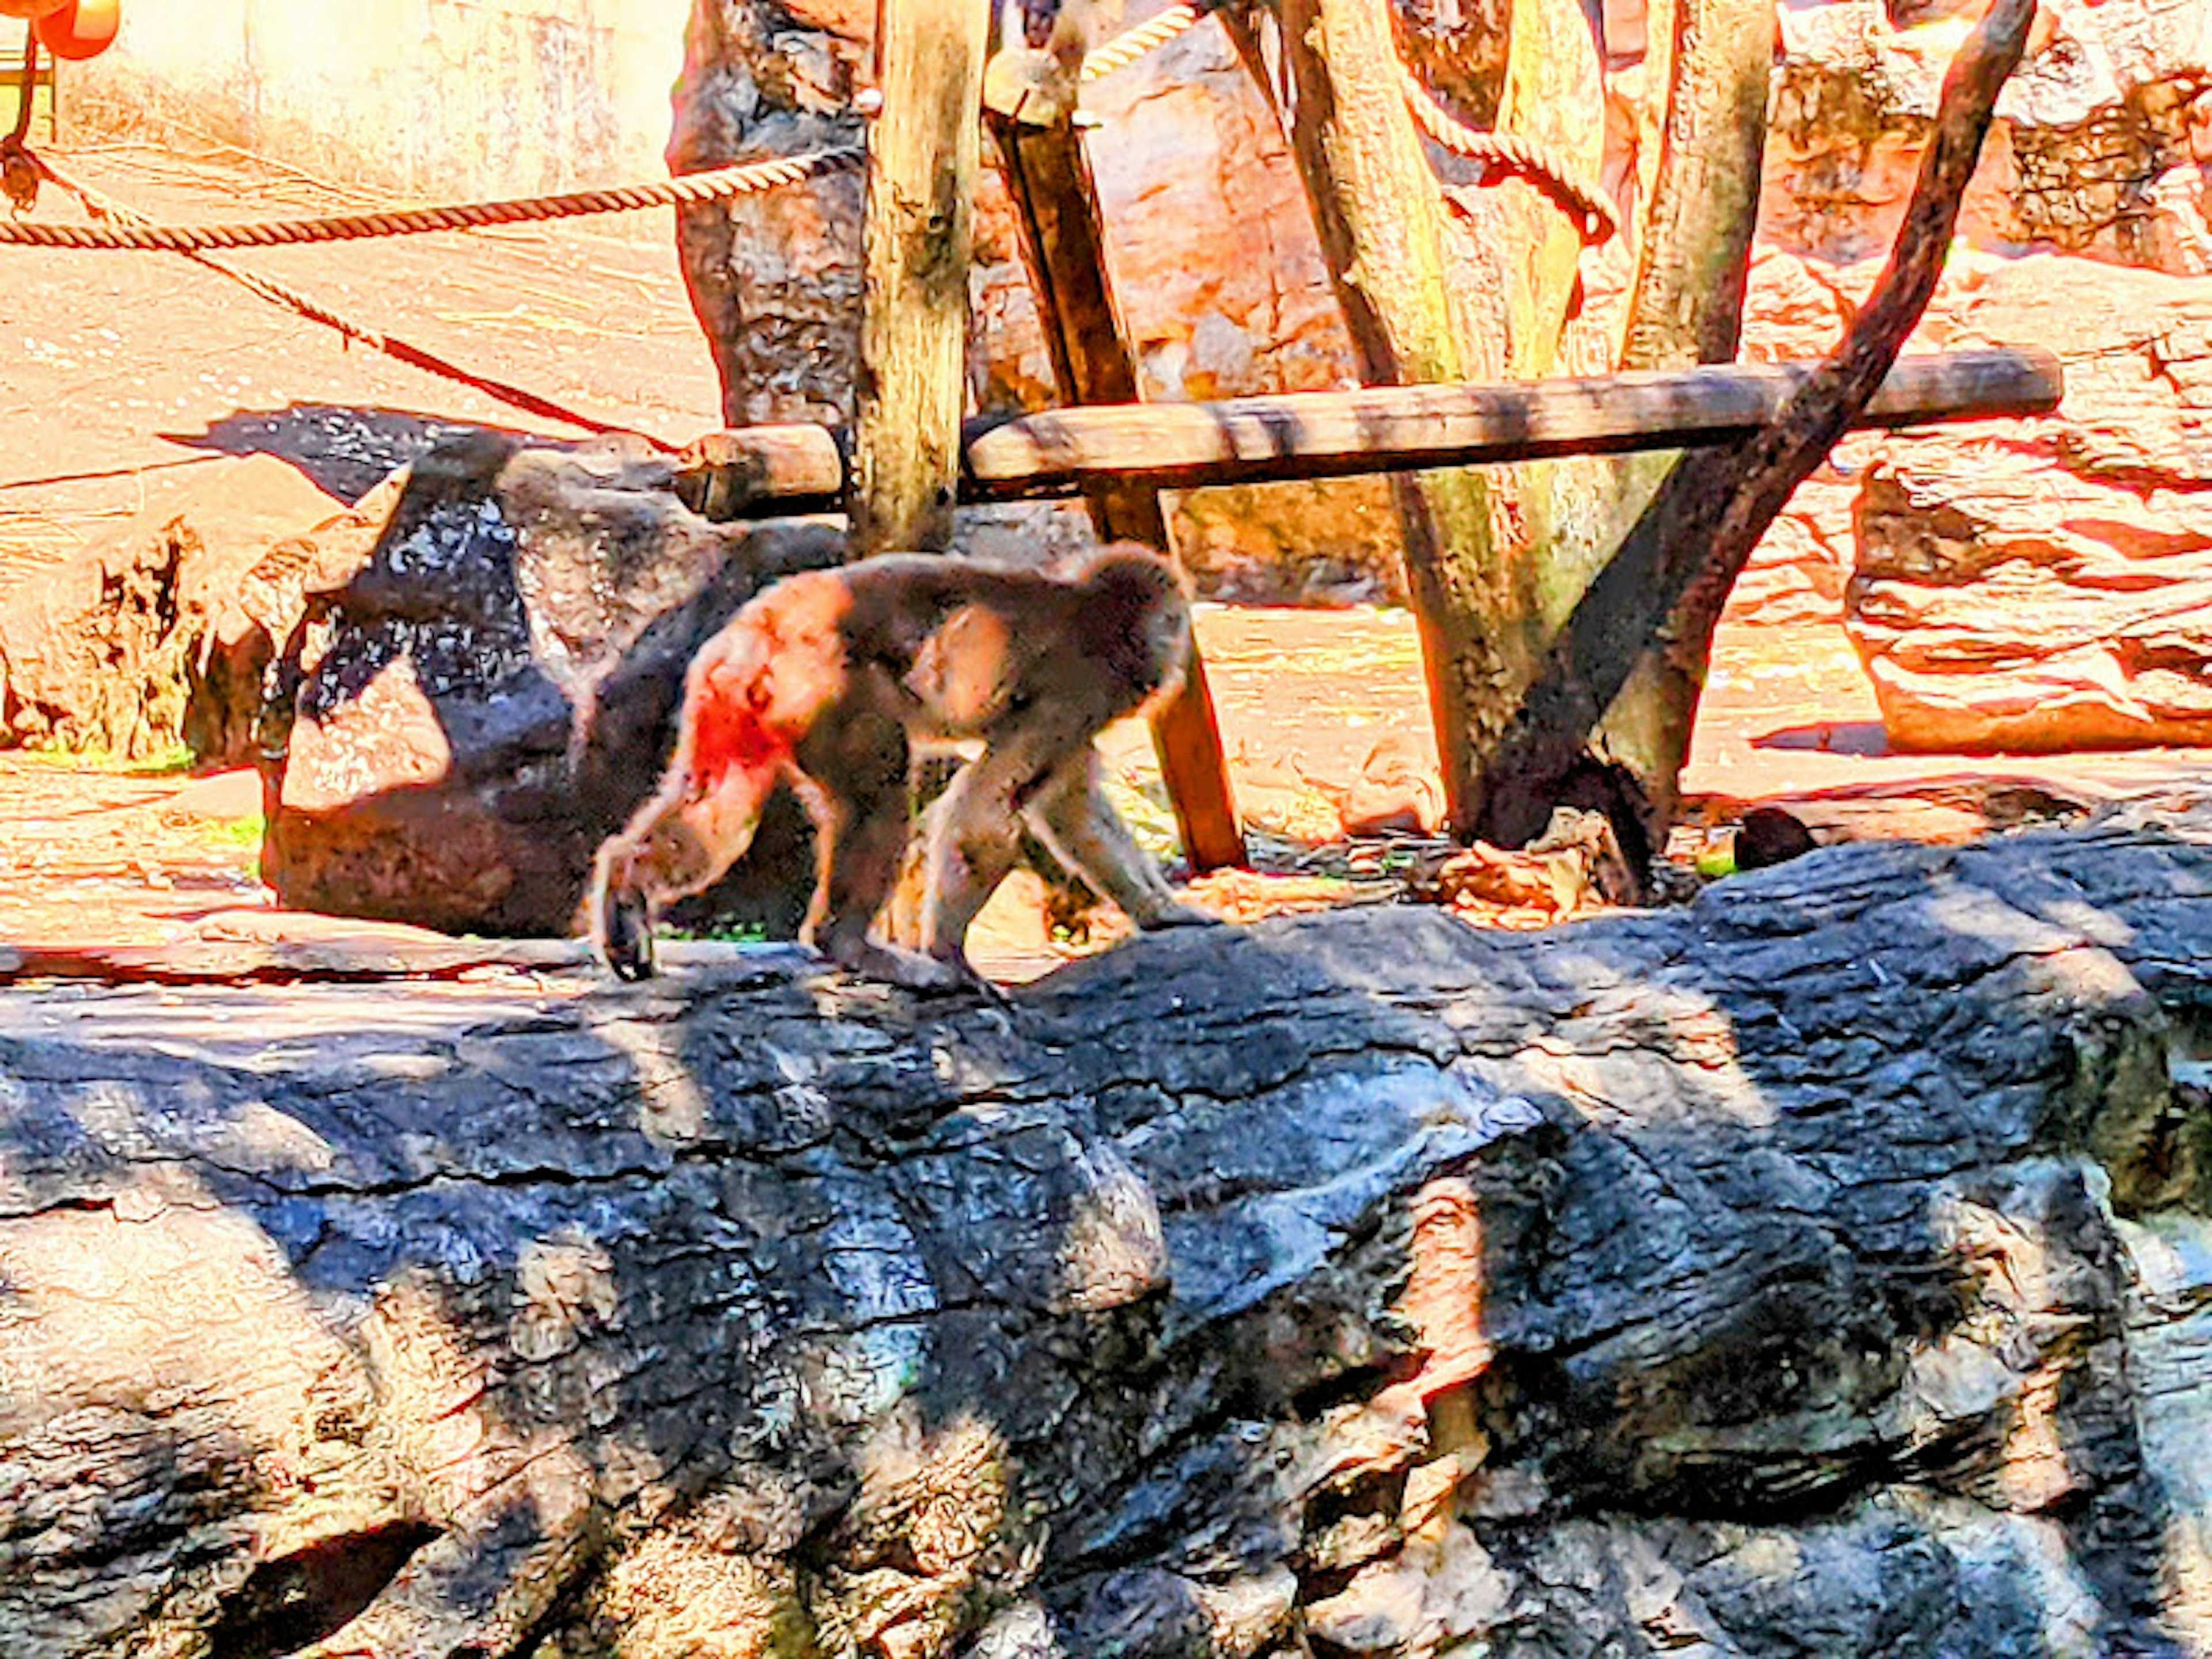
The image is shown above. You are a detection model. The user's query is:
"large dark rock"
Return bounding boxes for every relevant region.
[3,807,2212,1654]
[260,431,846,937]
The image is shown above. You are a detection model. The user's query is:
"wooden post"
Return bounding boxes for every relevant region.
[850,0,993,554]
[984,32,1247,871]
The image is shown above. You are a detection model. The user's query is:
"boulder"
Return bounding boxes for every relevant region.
[1847,450,2212,752]
[185,471,409,770]
[0,514,204,762]
[1845,260,2212,752]
[261,432,847,937]
[0,456,339,762]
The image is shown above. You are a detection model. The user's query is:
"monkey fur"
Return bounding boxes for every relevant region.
[590,543,1215,991]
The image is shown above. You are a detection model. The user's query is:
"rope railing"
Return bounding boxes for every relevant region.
[29,152,666,442]
[1080,3,1206,80]
[0,147,866,251]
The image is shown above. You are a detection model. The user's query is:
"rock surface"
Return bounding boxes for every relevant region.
[0,514,206,762]
[1767,0,2212,271]
[260,432,845,936]
[3,806,2212,1654]
[0,456,340,762]
[186,471,410,770]
[1844,259,2212,752]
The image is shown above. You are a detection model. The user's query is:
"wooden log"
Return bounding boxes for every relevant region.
[674,423,847,520]
[959,346,2062,494]
[984,41,1245,872]
[3,808,2210,1654]
[849,0,993,554]
[673,347,2062,516]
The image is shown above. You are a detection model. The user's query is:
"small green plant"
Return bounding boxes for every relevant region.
[196,813,267,853]
[18,740,196,777]
[664,921,772,945]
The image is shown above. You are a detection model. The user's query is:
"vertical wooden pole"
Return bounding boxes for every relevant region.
[851,0,994,554]
[984,43,1247,870]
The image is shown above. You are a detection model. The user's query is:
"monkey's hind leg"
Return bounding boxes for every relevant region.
[907,732,1081,993]
[794,713,983,996]
[591,755,781,981]
[1024,748,1218,933]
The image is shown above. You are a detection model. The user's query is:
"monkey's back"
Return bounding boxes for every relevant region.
[839,548,1186,725]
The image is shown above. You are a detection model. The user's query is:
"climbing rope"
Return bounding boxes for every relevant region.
[0,146,865,251]
[1076,0,1617,244]
[1393,58,1618,243]
[1080,3,1207,81]
[27,153,666,444]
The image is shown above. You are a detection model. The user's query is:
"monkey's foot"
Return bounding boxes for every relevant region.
[594,885,660,982]
[1138,900,1222,931]
[825,938,1005,999]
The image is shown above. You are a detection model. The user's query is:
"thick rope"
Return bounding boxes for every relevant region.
[30,153,666,444]
[0,146,865,251]
[1080,3,1205,80]
[1075,0,1615,244]
[1394,59,1618,243]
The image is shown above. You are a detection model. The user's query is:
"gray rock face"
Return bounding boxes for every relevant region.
[1845,260,2212,752]
[1768,0,2212,270]
[262,431,845,936]
[3,808,2212,1654]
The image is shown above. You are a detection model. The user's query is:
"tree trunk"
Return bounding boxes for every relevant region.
[1257,0,2028,869]
[7,808,2212,1656]
[1472,0,2037,856]
[1267,0,1512,834]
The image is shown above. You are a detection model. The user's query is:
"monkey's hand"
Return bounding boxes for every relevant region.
[594,882,661,982]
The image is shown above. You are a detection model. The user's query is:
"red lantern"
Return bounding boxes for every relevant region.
[0,0,70,19]
[33,0,118,59]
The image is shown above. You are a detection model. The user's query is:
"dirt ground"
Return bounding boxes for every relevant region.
[3,141,2208,976]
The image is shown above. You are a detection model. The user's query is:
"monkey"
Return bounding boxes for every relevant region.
[589,543,1217,992]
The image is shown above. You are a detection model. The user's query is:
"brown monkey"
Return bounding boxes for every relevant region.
[590,543,1215,991]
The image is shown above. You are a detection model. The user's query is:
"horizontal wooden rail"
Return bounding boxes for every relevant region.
[673,347,2061,519]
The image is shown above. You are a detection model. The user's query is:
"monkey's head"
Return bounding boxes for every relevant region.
[1081,546,1192,702]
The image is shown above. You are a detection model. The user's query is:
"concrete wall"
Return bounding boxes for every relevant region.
[71,0,692,197]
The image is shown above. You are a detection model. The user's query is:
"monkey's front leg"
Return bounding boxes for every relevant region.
[1024,748,1219,933]
[591,760,776,981]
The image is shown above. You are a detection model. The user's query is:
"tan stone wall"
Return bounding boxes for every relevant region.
[66,0,690,196]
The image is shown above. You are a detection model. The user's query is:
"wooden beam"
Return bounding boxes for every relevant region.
[674,424,846,520]
[674,348,2063,514]
[849,0,993,554]
[961,347,2062,494]
[984,40,1246,872]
